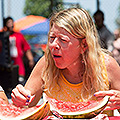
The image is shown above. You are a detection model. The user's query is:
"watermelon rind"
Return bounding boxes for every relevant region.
[57,96,109,118]
[0,101,50,120]
[43,93,110,119]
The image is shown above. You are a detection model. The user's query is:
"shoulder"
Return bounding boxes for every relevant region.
[13,32,24,38]
[37,56,45,65]
[13,32,21,35]
[32,56,46,72]
[104,54,120,85]
[104,54,119,71]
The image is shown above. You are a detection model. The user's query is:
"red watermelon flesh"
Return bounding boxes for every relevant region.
[43,93,110,119]
[44,96,99,112]
[0,98,50,120]
[0,103,40,117]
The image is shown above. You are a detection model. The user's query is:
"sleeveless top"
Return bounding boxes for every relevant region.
[43,53,113,116]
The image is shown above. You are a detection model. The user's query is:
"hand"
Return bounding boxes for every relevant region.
[94,90,120,110]
[29,60,35,68]
[11,84,33,107]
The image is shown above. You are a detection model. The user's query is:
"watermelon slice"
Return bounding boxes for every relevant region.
[43,93,110,119]
[0,98,50,120]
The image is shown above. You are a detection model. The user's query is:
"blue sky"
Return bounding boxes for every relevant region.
[0,0,120,33]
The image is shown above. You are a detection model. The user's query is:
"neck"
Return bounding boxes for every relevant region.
[62,56,85,84]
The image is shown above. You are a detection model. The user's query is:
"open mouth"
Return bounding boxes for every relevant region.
[53,55,61,58]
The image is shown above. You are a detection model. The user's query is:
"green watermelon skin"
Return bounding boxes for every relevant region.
[43,93,110,119]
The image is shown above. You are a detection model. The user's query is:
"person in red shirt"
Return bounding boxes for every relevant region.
[3,17,34,83]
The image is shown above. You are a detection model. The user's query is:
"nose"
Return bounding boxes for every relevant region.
[51,37,60,50]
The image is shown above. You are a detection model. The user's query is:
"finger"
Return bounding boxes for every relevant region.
[11,89,27,105]
[105,101,120,110]
[104,106,115,111]
[109,95,120,102]
[107,100,120,106]
[105,105,120,111]
[94,90,115,97]
[11,94,26,107]
[95,96,104,101]
[11,92,31,107]
[16,84,31,99]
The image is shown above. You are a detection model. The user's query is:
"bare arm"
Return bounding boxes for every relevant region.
[25,56,45,106]
[94,54,120,110]
[11,56,45,107]
[105,54,120,90]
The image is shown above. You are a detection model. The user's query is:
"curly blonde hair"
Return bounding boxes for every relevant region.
[42,8,109,101]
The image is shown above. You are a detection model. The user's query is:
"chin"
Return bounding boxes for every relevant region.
[55,64,65,69]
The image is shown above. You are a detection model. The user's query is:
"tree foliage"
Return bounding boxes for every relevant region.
[24,0,63,18]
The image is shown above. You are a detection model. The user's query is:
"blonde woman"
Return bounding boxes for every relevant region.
[12,8,120,116]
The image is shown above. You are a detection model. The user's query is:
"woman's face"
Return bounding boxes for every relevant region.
[49,24,82,69]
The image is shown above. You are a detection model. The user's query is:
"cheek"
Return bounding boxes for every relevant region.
[63,47,81,60]
[60,42,68,48]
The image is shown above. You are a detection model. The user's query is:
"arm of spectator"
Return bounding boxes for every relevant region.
[25,50,35,68]
[107,39,114,52]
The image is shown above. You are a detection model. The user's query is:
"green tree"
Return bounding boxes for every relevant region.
[24,0,63,18]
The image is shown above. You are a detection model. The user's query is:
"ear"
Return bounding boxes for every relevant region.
[81,39,88,54]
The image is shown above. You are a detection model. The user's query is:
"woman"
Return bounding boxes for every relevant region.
[11,8,120,116]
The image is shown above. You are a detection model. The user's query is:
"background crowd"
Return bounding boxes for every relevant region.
[93,10,120,65]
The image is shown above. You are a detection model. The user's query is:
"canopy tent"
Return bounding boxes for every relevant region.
[28,35,48,44]
[13,15,49,35]
[28,34,48,52]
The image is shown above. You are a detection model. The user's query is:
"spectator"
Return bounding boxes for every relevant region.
[3,17,34,84]
[114,28,120,40]
[112,28,120,65]
[93,10,114,52]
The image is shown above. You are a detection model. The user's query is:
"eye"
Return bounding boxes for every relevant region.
[50,36,55,43]
[50,36,55,39]
[60,38,68,43]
